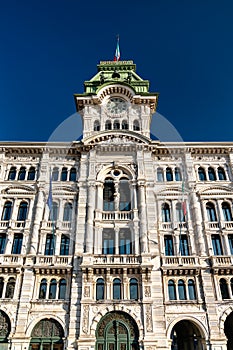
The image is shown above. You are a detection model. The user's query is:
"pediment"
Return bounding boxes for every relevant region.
[83,131,150,146]
[3,185,35,195]
[199,185,233,196]
[156,187,184,197]
[52,186,77,195]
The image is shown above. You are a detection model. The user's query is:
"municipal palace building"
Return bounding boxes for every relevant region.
[0,59,233,350]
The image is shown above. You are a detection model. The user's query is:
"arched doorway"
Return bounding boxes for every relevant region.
[170,320,205,350]
[96,311,139,350]
[29,318,64,350]
[224,312,233,350]
[0,310,11,349]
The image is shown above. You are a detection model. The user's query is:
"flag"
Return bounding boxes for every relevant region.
[47,170,53,212]
[114,36,120,61]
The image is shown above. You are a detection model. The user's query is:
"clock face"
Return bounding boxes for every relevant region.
[106,97,128,115]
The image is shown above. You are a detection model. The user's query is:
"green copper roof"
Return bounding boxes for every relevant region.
[83,60,150,95]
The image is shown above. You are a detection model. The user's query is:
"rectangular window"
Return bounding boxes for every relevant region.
[179,236,189,256]
[45,234,55,255]
[119,239,131,254]
[12,234,23,254]
[0,234,6,254]
[212,234,223,255]
[228,235,233,255]
[60,235,70,255]
[164,235,174,256]
[103,239,115,254]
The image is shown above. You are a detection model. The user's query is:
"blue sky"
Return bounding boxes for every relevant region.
[1,0,233,142]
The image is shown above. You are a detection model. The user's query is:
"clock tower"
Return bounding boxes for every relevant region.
[74,60,159,140]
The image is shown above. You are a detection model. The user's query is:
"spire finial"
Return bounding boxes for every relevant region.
[114,35,120,62]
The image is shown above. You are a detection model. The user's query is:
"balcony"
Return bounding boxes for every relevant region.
[41,220,72,230]
[35,255,73,266]
[159,222,187,231]
[205,221,220,230]
[221,221,233,230]
[0,254,24,265]
[211,255,233,267]
[0,220,30,229]
[80,254,142,267]
[101,211,132,221]
[161,256,200,276]
[162,256,199,266]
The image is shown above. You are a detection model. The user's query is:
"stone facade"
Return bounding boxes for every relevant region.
[0,60,233,349]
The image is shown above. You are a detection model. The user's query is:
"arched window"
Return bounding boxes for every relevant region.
[113,120,120,129]
[175,167,182,181]
[17,201,28,221]
[198,167,206,181]
[222,202,232,221]
[168,280,176,300]
[220,278,229,299]
[69,167,76,181]
[5,277,15,298]
[39,279,47,299]
[18,167,26,180]
[178,279,186,300]
[162,203,171,222]
[27,166,36,180]
[212,234,223,255]
[179,235,189,256]
[61,167,68,181]
[119,178,131,211]
[119,229,131,254]
[45,234,55,256]
[63,203,72,221]
[157,168,164,182]
[8,166,16,180]
[1,201,12,221]
[113,278,121,300]
[105,120,112,130]
[49,202,58,221]
[96,278,105,300]
[58,279,66,299]
[133,120,140,131]
[94,120,100,131]
[49,279,57,299]
[0,277,4,298]
[208,167,216,181]
[12,234,23,254]
[0,233,6,254]
[176,203,185,222]
[218,167,226,180]
[166,167,173,181]
[164,235,174,256]
[103,178,115,211]
[188,279,196,300]
[52,167,59,181]
[206,202,217,222]
[60,234,70,255]
[102,229,115,255]
[130,278,138,300]
[122,120,129,130]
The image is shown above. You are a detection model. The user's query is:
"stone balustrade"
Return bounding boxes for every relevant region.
[162,256,199,266]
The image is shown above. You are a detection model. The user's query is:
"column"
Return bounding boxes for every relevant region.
[86,182,96,253]
[115,227,119,255]
[29,190,44,254]
[190,189,206,256]
[138,182,148,253]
